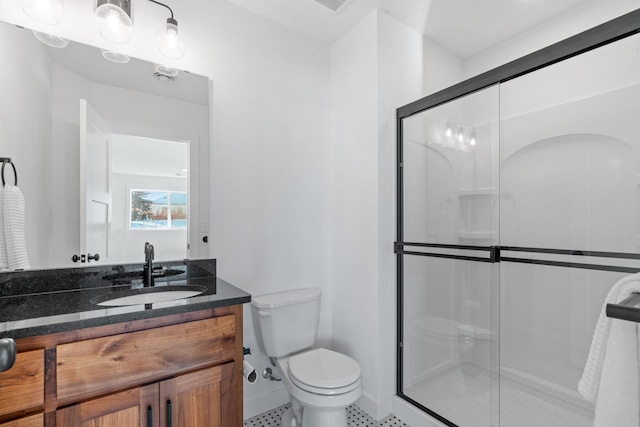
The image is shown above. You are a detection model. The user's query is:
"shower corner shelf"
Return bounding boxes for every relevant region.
[458,187,497,197]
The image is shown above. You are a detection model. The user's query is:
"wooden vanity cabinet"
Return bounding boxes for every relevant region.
[1,305,243,427]
[56,363,234,427]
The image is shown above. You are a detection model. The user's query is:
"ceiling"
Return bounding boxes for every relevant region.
[225,0,594,58]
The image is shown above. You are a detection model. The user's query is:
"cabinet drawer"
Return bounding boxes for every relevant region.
[57,316,235,401]
[0,414,43,427]
[0,350,44,417]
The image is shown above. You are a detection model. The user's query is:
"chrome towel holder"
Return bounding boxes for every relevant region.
[0,157,17,187]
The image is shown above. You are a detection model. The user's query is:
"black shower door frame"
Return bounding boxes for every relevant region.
[395,8,640,427]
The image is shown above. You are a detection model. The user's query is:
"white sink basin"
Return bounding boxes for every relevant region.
[91,285,207,307]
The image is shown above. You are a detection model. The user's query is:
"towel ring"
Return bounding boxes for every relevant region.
[1,159,17,187]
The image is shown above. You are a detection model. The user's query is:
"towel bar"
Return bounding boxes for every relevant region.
[0,157,17,187]
[606,294,640,323]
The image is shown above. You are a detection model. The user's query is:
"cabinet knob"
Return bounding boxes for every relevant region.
[88,253,100,262]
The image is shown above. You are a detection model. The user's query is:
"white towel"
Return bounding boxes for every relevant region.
[579,273,640,426]
[0,187,7,269]
[2,185,29,270]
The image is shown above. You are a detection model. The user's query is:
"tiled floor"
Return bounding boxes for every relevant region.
[244,404,410,427]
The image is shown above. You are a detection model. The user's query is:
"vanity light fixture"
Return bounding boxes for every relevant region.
[443,120,477,151]
[20,0,64,25]
[149,0,187,59]
[93,0,187,59]
[95,0,133,45]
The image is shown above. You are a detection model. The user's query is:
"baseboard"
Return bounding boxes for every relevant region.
[392,396,447,427]
[243,386,290,420]
[356,392,393,421]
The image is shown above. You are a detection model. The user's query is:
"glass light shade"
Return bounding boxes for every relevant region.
[444,123,454,137]
[157,19,187,59]
[20,0,64,25]
[96,3,133,44]
[32,30,69,48]
[469,130,477,146]
[456,127,465,142]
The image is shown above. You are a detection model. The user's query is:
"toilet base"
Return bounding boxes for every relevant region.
[281,406,348,427]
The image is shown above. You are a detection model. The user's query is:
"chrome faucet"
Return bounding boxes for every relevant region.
[143,242,154,286]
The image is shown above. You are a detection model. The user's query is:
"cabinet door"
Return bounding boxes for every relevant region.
[0,350,44,418]
[56,384,158,427]
[160,363,234,427]
[0,414,43,427]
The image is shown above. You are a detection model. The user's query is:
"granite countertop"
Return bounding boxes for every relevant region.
[0,259,251,339]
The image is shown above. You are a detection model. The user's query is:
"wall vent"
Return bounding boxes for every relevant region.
[310,0,351,13]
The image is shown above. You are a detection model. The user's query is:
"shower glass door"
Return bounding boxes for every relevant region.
[399,86,500,427]
[497,30,640,427]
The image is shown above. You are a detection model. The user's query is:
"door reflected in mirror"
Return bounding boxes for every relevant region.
[0,21,210,270]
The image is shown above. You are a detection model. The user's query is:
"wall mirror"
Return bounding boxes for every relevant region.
[0,21,210,271]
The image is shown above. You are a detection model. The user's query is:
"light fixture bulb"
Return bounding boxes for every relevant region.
[457,127,465,142]
[444,123,454,138]
[96,1,133,44]
[20,0,64,25]
[157,18,187,59]
[469,130,477,146]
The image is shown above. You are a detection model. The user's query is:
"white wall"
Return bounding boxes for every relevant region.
[463,0,639,79]
[331,9,423,420]
[0,24,52,269]
[422,37,463,98]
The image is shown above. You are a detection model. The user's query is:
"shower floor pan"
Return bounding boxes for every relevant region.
[403,364,593,427]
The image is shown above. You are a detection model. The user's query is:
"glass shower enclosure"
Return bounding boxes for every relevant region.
[396,9,640,427]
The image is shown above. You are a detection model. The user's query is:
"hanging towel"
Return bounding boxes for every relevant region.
[2,185,29,270]
[0,186,7,269]
[578,273,640,427]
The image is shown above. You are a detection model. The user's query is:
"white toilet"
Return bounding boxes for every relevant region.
[251,288,362,427]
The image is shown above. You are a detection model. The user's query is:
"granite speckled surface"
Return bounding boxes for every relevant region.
[0,259,251,339]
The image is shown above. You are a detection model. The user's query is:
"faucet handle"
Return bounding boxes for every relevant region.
[144,242,154,260]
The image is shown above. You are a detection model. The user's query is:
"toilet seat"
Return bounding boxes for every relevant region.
[288,348,361,395]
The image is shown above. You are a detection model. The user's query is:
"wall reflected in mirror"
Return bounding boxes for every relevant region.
[0,21,210,270]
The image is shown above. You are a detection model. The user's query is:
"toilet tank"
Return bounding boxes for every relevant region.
[251,288,321,358]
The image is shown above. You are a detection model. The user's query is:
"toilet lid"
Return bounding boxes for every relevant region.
[288,348,361,389]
